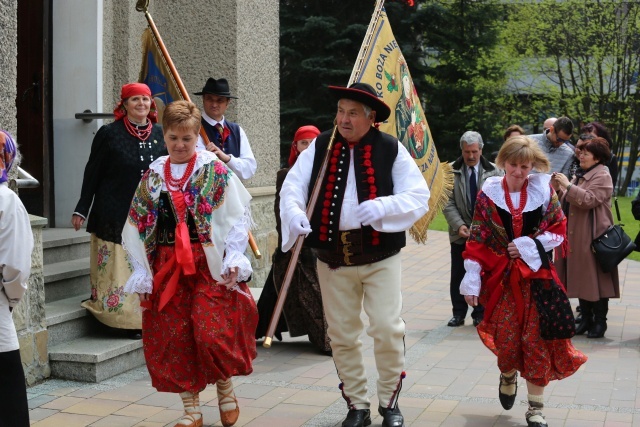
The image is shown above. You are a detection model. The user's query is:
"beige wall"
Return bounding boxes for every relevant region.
[0,0,18,135]
[101,0,279,286]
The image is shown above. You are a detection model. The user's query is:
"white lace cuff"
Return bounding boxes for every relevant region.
[460,259,482,296]
[536,231,564,251]
[513,236,541,272]
[222,251,253,282]
[123,253,153,294]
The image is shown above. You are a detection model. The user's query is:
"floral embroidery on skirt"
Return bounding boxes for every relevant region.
[143,243,258,393]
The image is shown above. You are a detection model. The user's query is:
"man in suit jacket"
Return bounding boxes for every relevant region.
[443,131,503,327]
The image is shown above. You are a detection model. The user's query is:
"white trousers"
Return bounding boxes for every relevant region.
[317,253,405,410]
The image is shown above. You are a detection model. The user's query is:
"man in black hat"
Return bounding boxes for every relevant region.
[279,82,430,427]
[193,77,257,180]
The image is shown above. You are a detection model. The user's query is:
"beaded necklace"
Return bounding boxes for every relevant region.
[164,154,197,192]
[124,118,152,142]
[502,177,528,238]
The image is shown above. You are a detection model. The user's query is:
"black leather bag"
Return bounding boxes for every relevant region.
[530,239,575,340]
[634,230,640,252]
[531,279,576,340]
[591,199,636,273]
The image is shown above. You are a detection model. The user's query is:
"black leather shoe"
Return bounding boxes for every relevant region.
[447,316,465,327]
[498,372,517,410]
[128,329,142,340]
[587,322,607,338]
[378,405,405,427]
[473,318,482,327]
[341,409,371,427]
[574,317,592,335]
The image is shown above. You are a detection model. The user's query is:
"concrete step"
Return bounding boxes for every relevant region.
[48,335,145,382]
[43,228,90,265]
[45,296,105,348]
[43,257,90,303]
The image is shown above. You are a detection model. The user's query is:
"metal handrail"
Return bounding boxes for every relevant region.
[15,167,40,189]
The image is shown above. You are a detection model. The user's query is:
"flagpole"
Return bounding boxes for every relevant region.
[262,0,386,348]
[135,0,261,259]
[349,0,386,83]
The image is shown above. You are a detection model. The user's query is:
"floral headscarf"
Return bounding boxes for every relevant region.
[0,130,17,184]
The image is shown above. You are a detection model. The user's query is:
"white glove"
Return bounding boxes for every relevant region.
[355,200,386,226]
[289,213,312,237]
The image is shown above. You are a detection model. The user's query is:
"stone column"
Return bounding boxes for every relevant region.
[17,216,50,385]
[103,0,281,288]
[0,0,18,136]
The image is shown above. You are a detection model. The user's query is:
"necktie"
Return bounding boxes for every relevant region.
[469,166,477,213]
[215,123,224,146]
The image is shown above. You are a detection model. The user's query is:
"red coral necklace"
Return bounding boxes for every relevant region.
[164,154,197,192]
[502,177,528,238]
[124,118,152,141]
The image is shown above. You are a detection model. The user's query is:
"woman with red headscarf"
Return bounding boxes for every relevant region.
[255,125,331,353]
[71,83,167,338]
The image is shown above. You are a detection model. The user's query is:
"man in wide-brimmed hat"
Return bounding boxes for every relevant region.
[279,82,430,427]
[193,77,257,180]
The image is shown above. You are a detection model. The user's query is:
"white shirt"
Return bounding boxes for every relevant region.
[195,113,257,180]
[0,184,34,352]
[279,137,431,252]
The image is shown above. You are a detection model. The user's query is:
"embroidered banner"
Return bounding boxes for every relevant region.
[356,7,452,243]
[138,28,183,121]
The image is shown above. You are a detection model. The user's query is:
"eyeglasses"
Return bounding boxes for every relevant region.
[556,135,571,144]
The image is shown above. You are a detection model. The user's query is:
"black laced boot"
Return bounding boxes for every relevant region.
[574,299,594,335]
[587,298,608,338]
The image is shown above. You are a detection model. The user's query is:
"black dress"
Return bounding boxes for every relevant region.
[74,119,166,329]
[255,168,331,353]
[74,120,166,243]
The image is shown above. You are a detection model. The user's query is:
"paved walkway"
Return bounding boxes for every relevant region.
[27,230,640,426]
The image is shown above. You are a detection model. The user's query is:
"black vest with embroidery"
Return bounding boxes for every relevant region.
[305,127,406,252]
[201,119,241,157]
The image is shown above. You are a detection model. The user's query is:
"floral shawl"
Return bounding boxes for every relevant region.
[122,151,251,293]
[463,178,567,323]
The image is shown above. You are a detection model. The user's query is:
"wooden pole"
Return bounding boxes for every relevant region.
[135,0,261,259]
[263,0,386,348]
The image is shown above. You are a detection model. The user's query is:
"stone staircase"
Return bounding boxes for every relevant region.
[43,228,144,382]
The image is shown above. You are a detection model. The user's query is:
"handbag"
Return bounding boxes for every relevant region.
[635,230,640,252]
[590,198,636,273]
[531,279,576,340]
[530,239,575,340]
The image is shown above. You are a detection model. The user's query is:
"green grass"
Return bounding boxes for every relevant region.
[428,196,640,262]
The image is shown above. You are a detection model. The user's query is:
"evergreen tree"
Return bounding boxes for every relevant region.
[419,1,507,160]
[279,0,428,165]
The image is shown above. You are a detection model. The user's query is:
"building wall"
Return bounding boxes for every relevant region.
[0,0,18,135]
[101,0,279,286]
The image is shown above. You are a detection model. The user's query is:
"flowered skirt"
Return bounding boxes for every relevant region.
[81,235,142,330]
[143,243,258,393]
[477,276,587,387]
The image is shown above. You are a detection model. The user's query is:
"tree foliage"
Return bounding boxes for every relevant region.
[279,0,429,165]
[419,1,508,160]
[499,0,640,191]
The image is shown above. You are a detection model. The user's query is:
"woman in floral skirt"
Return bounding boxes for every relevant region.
[72,83,166,337]
[123,100,256,427]
[461,136,587,427]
